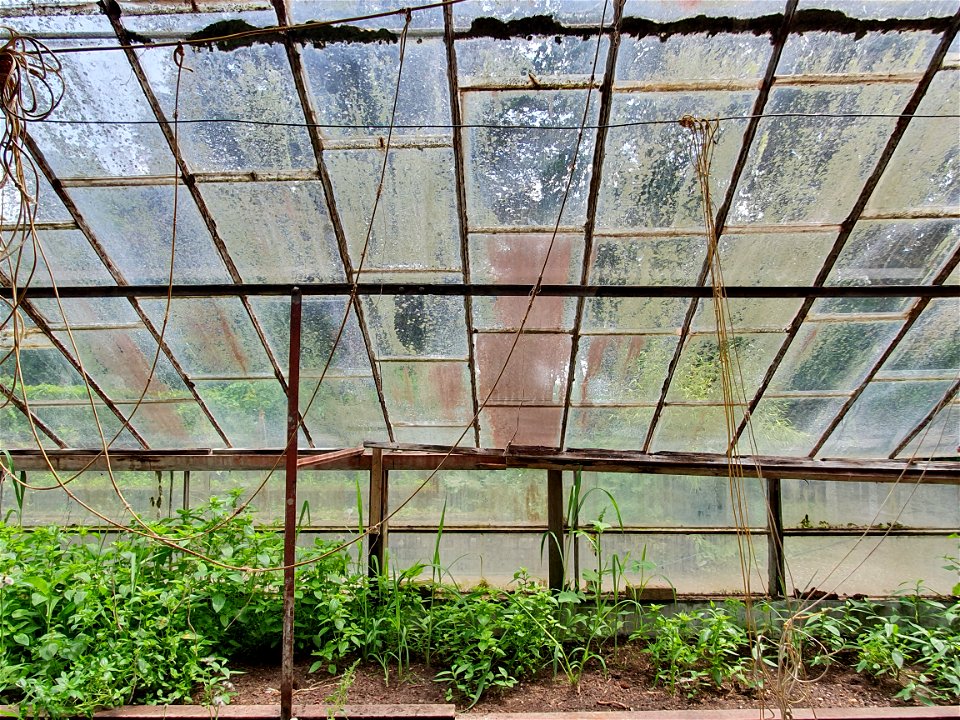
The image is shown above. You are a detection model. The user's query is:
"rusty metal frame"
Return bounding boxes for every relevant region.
[0,380,68,448]
[270,0,394,444]
[890,378,960,459]
[642,0,800,453]
[21,133,233,447]
[732,14,960,450]
[102,1,317,448]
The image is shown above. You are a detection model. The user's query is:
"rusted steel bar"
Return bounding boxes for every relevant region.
[0,380,69,448]
[732,13,960,448]
[102,2,315,447]
[444,0,482,448]
[368,446,388,576]
[280,289,301,720]
[297,446,364,468]
[560,0,625,450]
[546,468,565,590]
[271,0,394,444]
[643,0,800,453]
[890,378,960,459]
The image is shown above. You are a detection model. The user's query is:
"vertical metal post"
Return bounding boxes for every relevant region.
[547,469,565,590]
[182,470,190,512]
[766,477,786,599]
[280,288,302,720]
[368,447,388,577]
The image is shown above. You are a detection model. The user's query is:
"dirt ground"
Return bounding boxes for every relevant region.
[225,646,925,714]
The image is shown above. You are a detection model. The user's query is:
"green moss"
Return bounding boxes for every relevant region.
[186,18,397,53]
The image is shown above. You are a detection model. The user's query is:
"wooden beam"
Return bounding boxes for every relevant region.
[547,469,565,590]
[368,447,388,577]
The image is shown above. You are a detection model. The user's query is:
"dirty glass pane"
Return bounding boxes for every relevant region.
[392,469,545,525]
[883,297,960,376]
[589,235,704,284]
[455,1,610,26]
[327,148,459,272]
[140,298,272,376]
[292,1,444,28]
[30,402,141,449]
[10,230,114,287]
[465,90,598,227]
[138,42,314,171]
[798,0,957,19]
[624,0,782,19]
[480,406,563,448]
[868,71,960,213]
[749,396,846,456]
[300,376,387,447]
[731,85,911,224]
[475,333,570,403]
[582,297,689,333]
[71,185,231,285]
[381,361,472,424]
[195,378,287,448]
[779,30,940,74]
[364,295,467,357]
[651,404,746,454]
[768,320,903,392]
[458,35,609,82]
[122,399,224,449]
[572,335,678,404]
[667,332,784,403]
[819,219,959,314]
[782,478,960,530]
[897,401,958,459]
[692,297,802,332]
[29,42,170,177]
[32,297,140,327]
[0,403,59,449]
[575,472,766,528]
[301,38,449,138]
[819,380,952,457]
[786,536,957,596]
[718,231,837,285]
[1,346,85,401]
[200,182,344,283]
[50,329,189,401]
[617,34,770,82]
[2,171,70,223]
[598,92,753,229]
[16,470,163,526]
[473,297,577,331]
[566,407,654,450]
[390,532,548,587]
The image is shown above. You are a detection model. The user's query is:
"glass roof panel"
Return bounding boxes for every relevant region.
[194,378,287,448]
[480,406,563,448]
[897,400,958,459]
[473,296,577,331]
[566,406,654,450]
[883,297,960,376]
[291,1,444,28]
[301,38,449,139]
[380,361,473,425]
[778,30,941,75]
[749,396,847,456]
[326,148,460,272]
[867,70,960,213]
[623,1,783,18]
[139,297,273,376]
[0,402,59,450]
[464,90,599,227]
[32,296,140,326]
[29,42,171,178]
[589,235,705,284]
[692,297,803,332]
[121,399,225,449]
[797,0,958,18]
[200,181,344,283]
[730,84,913,224]
[817,219,959,314]
[651,404,746,454]
[31,402,141,449]
[70,185,232,284]
[299,376,388,447]
[457,35,609,83]
[2,172,71,223]
[768,319,903,392]
[667,332,785,403]
[581,297,689,333]
[571,334,678,404]
[363,294,467,358]
[717,231,838,285]
[50,328,190,401]
[137,42,315,171]
[0,346,85,401]
[393,426,471,445]
[616,34,771,82]
[455,1,611,25]
[9,229,115,287]
[475,332,570,404]
[818,379,953,457]
[598,92,753,230]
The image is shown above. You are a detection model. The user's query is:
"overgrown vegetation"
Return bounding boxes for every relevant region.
[1,498,957,717]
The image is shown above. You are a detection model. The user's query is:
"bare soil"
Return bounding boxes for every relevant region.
[225,646,925,714]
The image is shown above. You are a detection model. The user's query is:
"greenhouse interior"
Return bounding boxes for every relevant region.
[0,0,958,717]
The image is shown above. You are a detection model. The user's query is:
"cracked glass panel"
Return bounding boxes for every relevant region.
[464,90,598,227]
[731,85,912,224]
[867,70,960,213]
[71,185,231,285]
[598,92,753,230]
[201,182,344,283]
[572,334,678,404]
[749,396,847,456]
[819,379,953,457]
[327,148,460,272]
